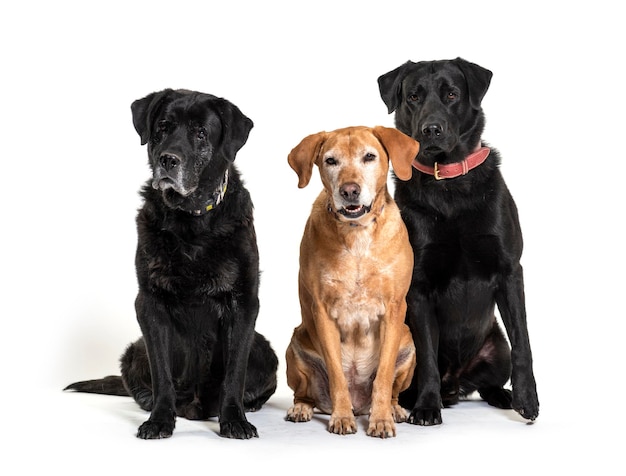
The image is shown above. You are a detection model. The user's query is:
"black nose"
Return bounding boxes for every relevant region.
[340,182,361,201]
[159,153,180,171]
[422,122,444,138]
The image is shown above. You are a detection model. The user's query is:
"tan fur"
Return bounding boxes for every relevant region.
[285,126,419,437]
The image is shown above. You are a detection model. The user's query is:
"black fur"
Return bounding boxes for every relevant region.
[377,58,539,425]
[65,89,278,440]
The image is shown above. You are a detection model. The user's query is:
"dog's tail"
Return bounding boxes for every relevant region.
[64,375,129,396]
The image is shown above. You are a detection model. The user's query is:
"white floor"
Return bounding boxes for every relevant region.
[13,380,618,475]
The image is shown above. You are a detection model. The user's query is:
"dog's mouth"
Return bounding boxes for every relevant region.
[152,177,196,197]
[420,145,446,158]
[153,177,175,191]
[337,204,371,219]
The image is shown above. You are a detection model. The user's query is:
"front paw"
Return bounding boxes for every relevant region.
[328,413,357,435]
[513,388,539,421]
[391,403,408,423]
[136,418,175,439]
[367,417,397,438]
[286,402,314,422]
[406,407,442,426]
[220,420,258,439]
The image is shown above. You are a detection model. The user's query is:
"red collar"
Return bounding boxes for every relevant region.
[412,146,490,180]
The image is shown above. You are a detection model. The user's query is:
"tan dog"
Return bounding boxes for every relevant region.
[285,126,419,437]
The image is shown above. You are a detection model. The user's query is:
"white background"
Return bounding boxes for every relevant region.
[2,1,623,474]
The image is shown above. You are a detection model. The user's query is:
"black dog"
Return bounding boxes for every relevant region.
[377,58,539,425]
[65,89,278,440]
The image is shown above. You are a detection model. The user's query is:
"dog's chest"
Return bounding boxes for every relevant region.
[426,228,502,284]
[138,217,240,299]
[321,233,390,355]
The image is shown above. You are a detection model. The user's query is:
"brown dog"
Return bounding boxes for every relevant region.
[285,126,419,438]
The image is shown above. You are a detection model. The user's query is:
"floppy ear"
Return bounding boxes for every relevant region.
[131,89,175,145]
[377,61,414,114]
[210,97,254,162]
[372,126,419,181]
[287,132,327,188]
[453,57,493,109]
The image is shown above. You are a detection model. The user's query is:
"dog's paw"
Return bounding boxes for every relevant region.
[328,413,357,435]
[366,418,397,438]
[479,387,513,409]
[220,420,259,439]
[513,389,540,421]
[515,404,539,422]
[391,404,408,423]
[136,419,175,439]
[407,407,442,426]
[286,403,314,422]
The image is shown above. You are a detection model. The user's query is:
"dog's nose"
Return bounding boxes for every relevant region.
[422,122,444,138]
[340,182,361,201]
[159,153,180,171]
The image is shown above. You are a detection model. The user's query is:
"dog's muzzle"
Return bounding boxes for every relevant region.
[151,152,196,196]
[333,182,373,220]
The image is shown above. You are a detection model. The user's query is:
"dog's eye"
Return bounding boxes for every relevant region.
[408,94,420,102]
[363,153,376,162]
[446,91,458,101]
[325,157,337,166]
[196,128,207,140]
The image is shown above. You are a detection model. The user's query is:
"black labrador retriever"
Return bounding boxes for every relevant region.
[377,58,539,425]
[65,89,278,440]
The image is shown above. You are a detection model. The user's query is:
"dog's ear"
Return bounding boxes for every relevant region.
[453,57,493,110]
[288,132,327,188]
[210,97,254,162]
[131,89,175,145]
[378,61,414,114]
[372,126,419,182]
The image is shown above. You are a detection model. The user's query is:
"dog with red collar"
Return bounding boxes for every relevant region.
[378,57,539,425]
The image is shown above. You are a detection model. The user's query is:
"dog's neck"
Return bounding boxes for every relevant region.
[413,143,490,180]
[189,169,229,216]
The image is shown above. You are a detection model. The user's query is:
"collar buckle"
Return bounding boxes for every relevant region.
[433,162,442,180]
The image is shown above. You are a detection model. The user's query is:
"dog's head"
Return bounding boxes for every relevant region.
[131,89,253,211]
[377,58,491,163]
[288,126,419,223]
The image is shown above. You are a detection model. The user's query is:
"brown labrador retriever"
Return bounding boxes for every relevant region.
[285,126,419,438]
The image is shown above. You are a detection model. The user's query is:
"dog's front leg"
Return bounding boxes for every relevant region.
[496,267,539,421]
[134,292,177,439]
[406,290,443,426]
[314,306,356,435]
[218,294,259,439]
[367,308,404,438]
